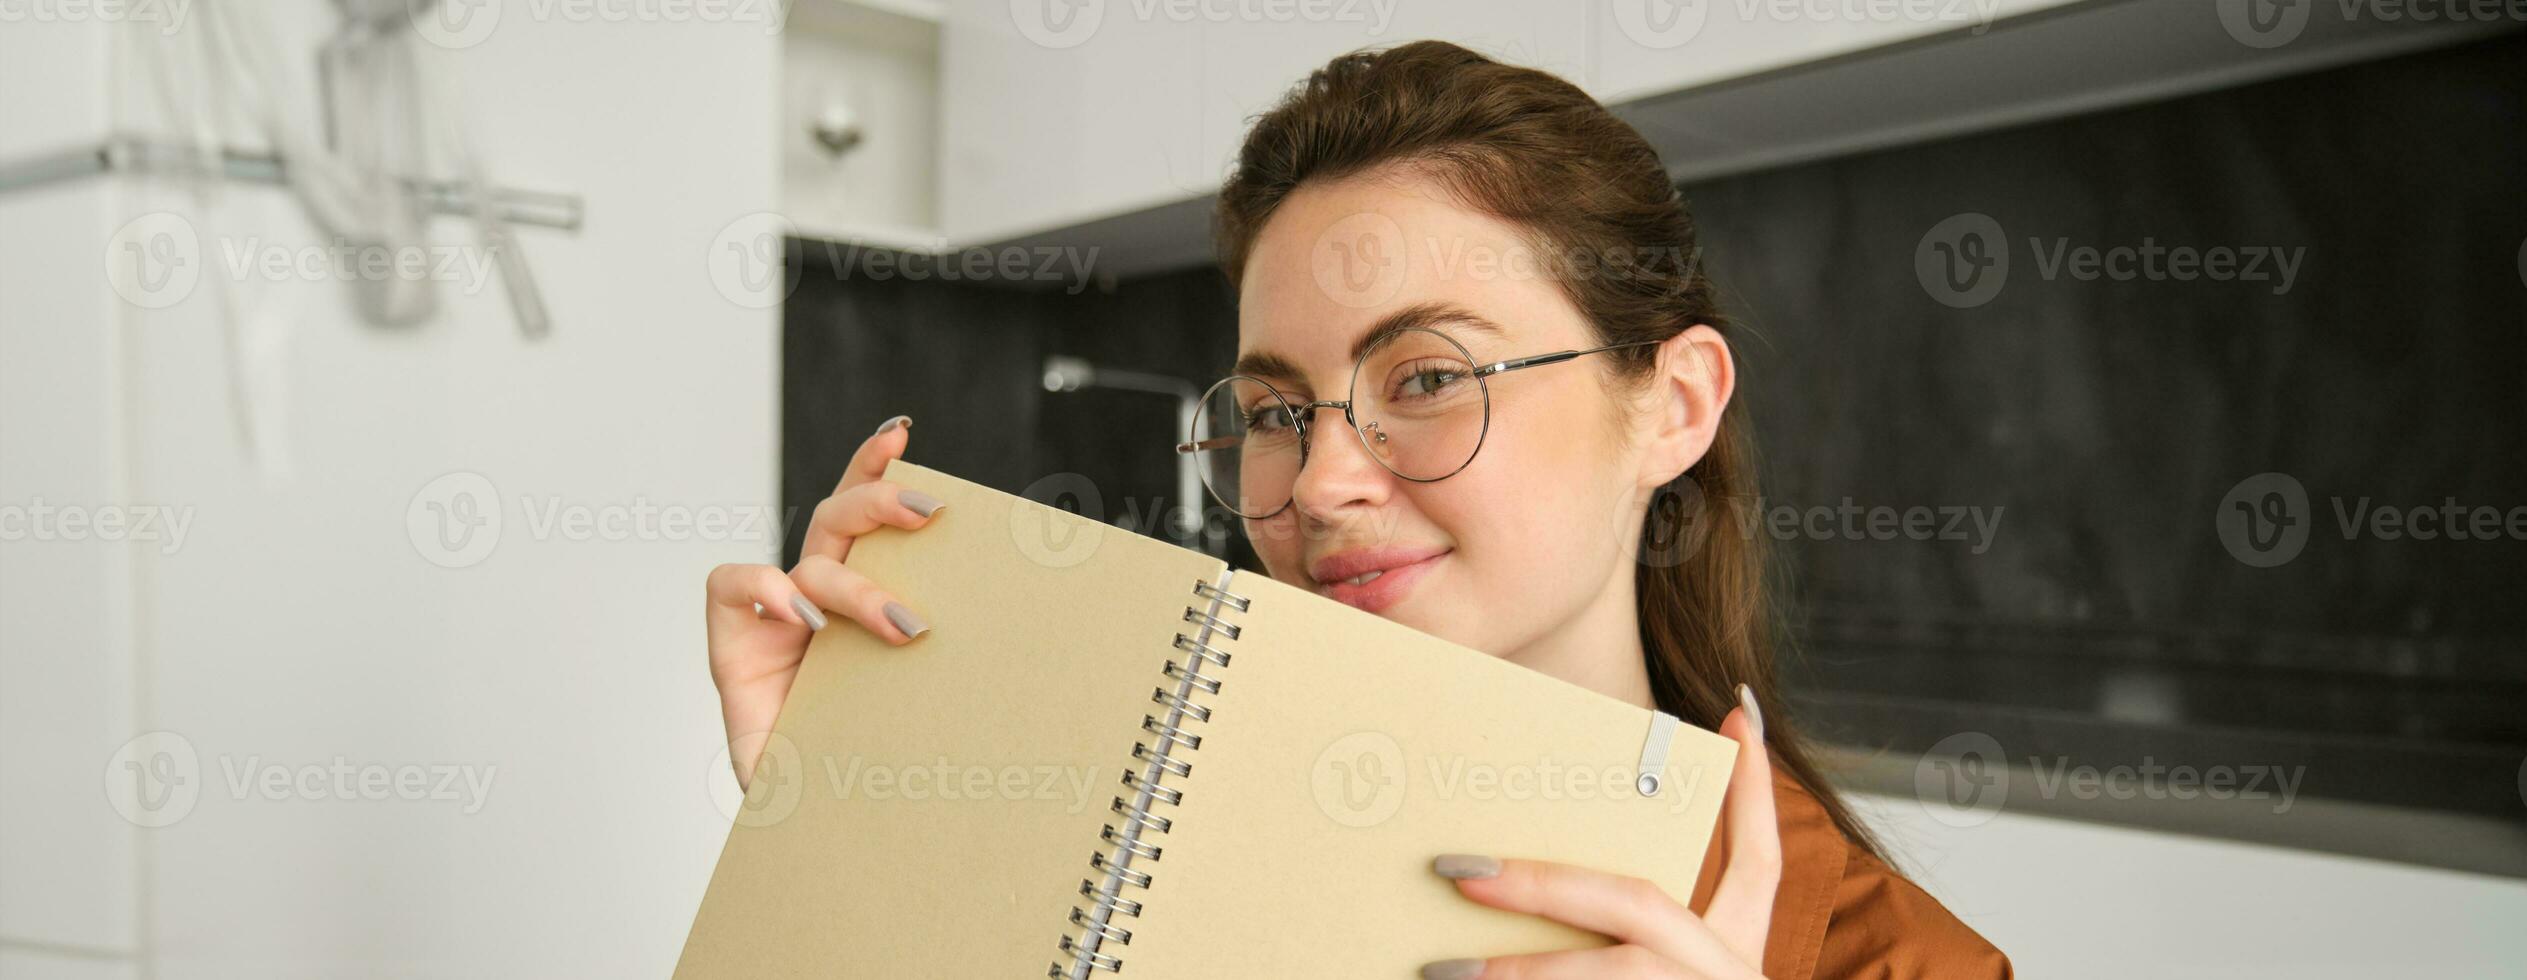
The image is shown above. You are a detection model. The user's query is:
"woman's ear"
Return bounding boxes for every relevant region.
[1638,324,1736,490]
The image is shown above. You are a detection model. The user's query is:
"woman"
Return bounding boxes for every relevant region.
[707,41,2009,980]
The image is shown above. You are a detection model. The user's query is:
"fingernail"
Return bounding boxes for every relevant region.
[1420,959,1485,980]
[1432,854,1500,880]
[900,489,946,517]
[789,595,828,631]
[883,600,930,639]
[1738,683,1764,739]
[874,414,911,436]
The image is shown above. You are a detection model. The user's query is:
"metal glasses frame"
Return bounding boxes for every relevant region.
[1175,327,1665,519]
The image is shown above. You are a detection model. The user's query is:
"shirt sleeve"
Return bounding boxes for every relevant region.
[1693,767,2013,980]
[1810,846,2014,980]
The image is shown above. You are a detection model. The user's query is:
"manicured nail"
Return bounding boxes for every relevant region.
[874,414,911,436]
[1420,959,1484,980]
[900,489,945,517]
[789,595,828,632]
[883,600,930,639]
[1432,854,1500,880]
[1738,683,1764,739]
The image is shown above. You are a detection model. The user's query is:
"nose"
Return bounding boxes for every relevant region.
[1288,402,1394,522]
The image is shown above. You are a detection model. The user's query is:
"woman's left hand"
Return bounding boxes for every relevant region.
[1423,685,1779,980]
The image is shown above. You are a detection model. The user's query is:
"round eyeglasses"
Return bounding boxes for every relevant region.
[1176,326,1663,519]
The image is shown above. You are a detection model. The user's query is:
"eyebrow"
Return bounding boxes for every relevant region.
[1229,302,1508,384]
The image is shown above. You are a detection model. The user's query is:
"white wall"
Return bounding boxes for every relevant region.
[1,4,778,977]
[1857,793,2527,978]
[0,17,136,974]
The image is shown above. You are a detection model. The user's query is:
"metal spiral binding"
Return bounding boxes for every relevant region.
[1050,572,1249,978]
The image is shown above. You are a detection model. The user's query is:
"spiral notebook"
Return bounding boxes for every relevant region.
[672,460,1738,978]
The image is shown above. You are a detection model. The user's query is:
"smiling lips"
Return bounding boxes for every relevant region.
[1308,545,1450,614]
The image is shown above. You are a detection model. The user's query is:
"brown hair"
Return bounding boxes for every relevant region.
[1214,40,1887,862]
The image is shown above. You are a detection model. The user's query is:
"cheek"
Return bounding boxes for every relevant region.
[1245,514,1306,584]
[1440,410,1634,571]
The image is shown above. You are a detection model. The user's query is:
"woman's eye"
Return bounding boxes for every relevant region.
[1246,405,1296,431]
[1396,365,1465,399]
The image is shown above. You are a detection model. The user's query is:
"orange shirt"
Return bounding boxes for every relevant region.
[1687,767,2012,980]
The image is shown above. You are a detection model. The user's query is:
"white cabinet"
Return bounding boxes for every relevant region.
[840,0,2510,278]
[783,0,948,250]
[931,0,2084,251]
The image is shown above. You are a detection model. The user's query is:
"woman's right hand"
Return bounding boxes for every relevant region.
[704,414,944,790]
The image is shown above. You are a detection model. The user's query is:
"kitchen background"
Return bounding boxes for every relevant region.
[4,1,2524,977]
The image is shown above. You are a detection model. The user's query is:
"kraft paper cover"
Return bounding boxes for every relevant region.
[1112,568,1737,976]
[673,461,1229,978]
[674,460,1737,977]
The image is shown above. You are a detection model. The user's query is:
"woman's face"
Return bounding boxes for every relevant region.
[1231,170,1689,667]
